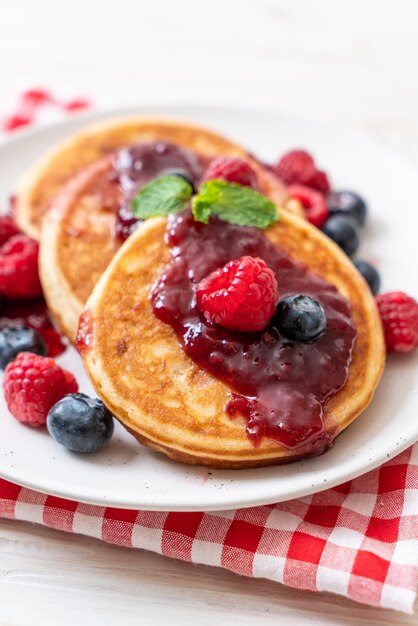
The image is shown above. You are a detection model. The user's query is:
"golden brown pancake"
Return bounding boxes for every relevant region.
[16,116,288,239]
[39,120,289,342]
[78,212,385,469]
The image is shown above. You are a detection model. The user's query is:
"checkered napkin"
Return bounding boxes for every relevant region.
[1,448,418,612]
[1,90,418,614]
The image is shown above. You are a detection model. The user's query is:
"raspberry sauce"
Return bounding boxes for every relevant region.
[151,210,357,452]
[113,142,206,240]
[76,309,93,354]
[0,299,67,357]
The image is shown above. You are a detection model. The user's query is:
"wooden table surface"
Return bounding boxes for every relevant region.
[1,0,418,623]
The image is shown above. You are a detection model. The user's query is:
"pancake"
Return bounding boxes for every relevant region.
[78,211,385,469]
[16,116,288,239]
[39,121,289,342]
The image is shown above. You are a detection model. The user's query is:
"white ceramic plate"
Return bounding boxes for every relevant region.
[0,105,417,511]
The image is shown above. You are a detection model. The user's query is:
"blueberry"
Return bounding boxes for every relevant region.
[354,259,381,295]
[322,215,360,257]
[0,325,46,370]
[47,393,114,453]
[326,191,367,226]
[274,294,327,342]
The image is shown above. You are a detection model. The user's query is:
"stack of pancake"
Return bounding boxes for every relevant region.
[15,117,385,468]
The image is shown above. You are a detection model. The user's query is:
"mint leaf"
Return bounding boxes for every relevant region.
[190,179,220,224]
[192,180,279,228]
[131,175,193,219]
[130,175,279,230]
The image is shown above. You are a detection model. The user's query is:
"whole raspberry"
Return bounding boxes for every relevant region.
[305,170,331,194]
[375,291,418,353]
[196,256,278,332]
[63,369,79,393]
[200,157,259,190]
[3,352,78,427]
[273,150,316,186]
[287,184,329,228]
[0,215,20,246]
[0,234,42,299]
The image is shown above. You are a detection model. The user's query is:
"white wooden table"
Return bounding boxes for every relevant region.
[1,0,417,623]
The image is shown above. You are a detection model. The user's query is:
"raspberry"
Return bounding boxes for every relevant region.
[196,256,278,332]
[200,157,259,189]
[63,369,78,394]
[305,170,331,194]
[0,234,42,299]
[273,150,316,186]
[287,184,329,228]
[0,215,20,246]
[3,352,79,427]
[273,150,331,194]
[375,291,418,353]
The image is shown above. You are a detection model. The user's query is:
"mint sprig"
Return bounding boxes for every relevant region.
[131,175,193,219]
[192,180,278,228]
[131,175,279,228]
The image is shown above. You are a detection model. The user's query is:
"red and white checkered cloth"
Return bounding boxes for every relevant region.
[1,448,418,613]
[1,90,418,614]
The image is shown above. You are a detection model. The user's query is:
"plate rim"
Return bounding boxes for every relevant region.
[0,430,414,511]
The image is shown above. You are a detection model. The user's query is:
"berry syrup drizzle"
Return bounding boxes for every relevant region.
[151,210,357,452]
[76,309,93,353]
[112,142,206,240]
[1,299,67,358]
